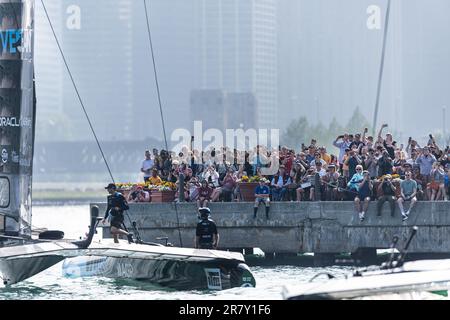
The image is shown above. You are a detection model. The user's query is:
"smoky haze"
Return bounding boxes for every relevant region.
[32,0,450,182]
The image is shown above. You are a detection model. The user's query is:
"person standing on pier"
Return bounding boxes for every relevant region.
[195,208,219,250]
[102,183,134,244]
[141,150,154,183]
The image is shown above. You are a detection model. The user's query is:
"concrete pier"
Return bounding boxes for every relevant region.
[94,202,450,259]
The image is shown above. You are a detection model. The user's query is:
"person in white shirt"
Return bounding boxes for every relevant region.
[141,150,154,183]
[202,166,220,188]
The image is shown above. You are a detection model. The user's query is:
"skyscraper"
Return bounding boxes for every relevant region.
[35,1,64,139]
[60,0,135,141]
[197,0,278,130]
[35,0,137,141]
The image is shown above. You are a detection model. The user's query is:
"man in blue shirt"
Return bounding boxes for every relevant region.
[254,180,271,219]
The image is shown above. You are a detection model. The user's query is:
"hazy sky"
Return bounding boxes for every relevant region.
[34,0,450,146]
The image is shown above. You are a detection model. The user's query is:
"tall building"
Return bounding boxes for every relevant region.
[197,0,278,130]
[190,89,257,132]
[60,0,135,141]
[190,89,227,132]
[35,1,64,139]
[34,0,138,141]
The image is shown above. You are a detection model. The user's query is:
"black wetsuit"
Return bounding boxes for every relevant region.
[104,192,129,229]
[196,218,218,249]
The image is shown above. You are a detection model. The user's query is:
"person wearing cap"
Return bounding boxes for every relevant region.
[354,170,373,222]
[377,174,397,217]
[195,208,219,250]
[102,183,134,244]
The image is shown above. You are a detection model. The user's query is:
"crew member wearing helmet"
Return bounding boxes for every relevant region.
[195,208,219,250]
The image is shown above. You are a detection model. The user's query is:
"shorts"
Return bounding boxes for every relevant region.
[256,197,270,205]
[428,181,440,191]
[358,192,371,200]
[110,216,124,229]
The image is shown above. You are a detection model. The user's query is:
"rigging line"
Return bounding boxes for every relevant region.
[372,0,392,137]
[40,0,115,184]
[173,201,183,248]
[143,0,169,152]
[143,0,182,247]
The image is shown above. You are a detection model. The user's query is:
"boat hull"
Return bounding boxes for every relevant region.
[63,256,256,291]
[0,255,64,286]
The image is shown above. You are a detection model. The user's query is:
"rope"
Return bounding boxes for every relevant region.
[40,0,115,184]
[372,0,392,136]
[143,0,169,152]
[173,202,184,248]
[143,0,183,247]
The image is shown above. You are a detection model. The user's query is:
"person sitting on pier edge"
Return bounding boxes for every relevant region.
[347,165,364,200]
[322,164,340,201]
[254,180,270,219]
[377,174,397,217]
[102,183,134,244]
[197,179,213,209]
[398,171,418,221]
[195,208,219,250]
[271,165,291,201]
[354,170,373,222]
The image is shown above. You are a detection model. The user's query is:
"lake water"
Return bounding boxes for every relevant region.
[0,205,353,300]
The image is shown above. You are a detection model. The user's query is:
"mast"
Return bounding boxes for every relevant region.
[372,0,391,137]
[0,0,35,237]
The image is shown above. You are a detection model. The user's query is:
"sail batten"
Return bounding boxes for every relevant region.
[0,0,35,237]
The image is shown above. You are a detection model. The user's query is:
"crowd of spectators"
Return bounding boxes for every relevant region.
[138,124,450,221]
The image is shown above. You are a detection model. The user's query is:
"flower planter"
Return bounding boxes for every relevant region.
[151,190,176,203]
[238,182,259,202]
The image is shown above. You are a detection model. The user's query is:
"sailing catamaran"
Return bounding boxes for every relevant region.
[0,0,256,291]
[282,228,450,300]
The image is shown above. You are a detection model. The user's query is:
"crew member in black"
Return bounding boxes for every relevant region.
[102,183,134,244]
[195,208,219,250]
[377,174,397,217]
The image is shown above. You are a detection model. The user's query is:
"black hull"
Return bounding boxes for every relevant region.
[63,256,256,291]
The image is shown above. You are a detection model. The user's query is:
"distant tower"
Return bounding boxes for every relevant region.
[35,1,63,126]
[198,0,278,130]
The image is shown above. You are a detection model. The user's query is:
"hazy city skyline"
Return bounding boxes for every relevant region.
[34,0,450,146]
